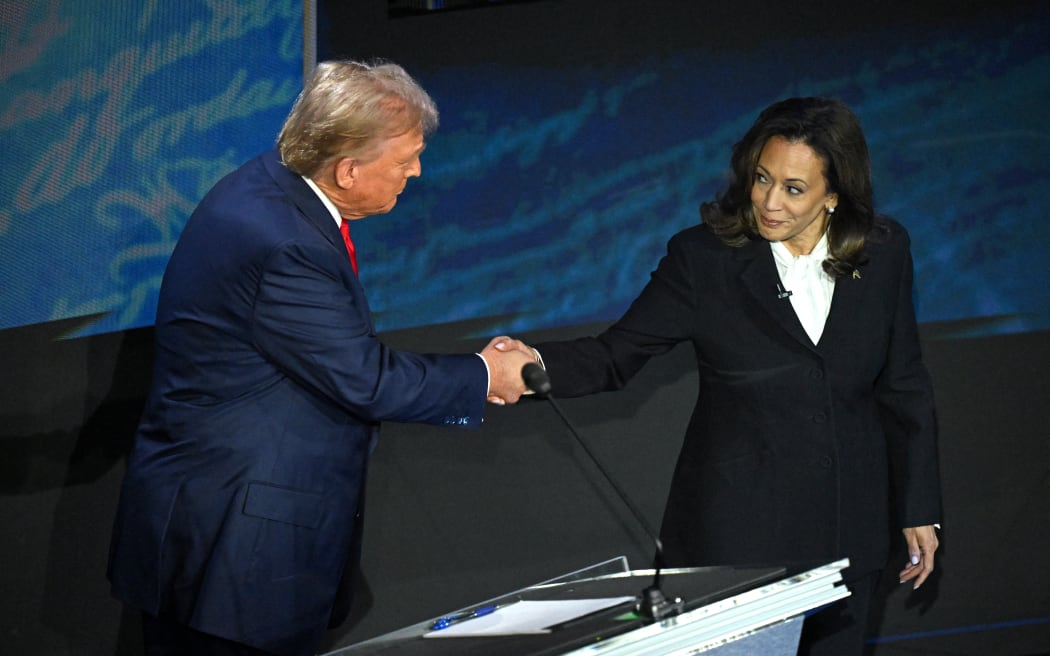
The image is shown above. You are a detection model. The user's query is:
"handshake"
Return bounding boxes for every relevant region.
[479,335,541,405]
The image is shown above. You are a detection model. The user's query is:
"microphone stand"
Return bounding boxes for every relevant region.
[522,364,685,621]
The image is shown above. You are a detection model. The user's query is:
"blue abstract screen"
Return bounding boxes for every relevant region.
[0,0,303,336]
[343,3,1050,338]
[2,1,1047,341]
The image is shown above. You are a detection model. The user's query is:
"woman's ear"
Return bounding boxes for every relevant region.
[826,192,839,213]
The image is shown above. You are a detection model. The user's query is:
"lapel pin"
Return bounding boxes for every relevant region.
[852,269,861,280]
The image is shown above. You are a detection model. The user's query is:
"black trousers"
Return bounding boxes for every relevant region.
[797,571,880,656]
[141,612,278,656]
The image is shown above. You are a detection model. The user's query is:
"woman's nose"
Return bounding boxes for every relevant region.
[761,187,781,211]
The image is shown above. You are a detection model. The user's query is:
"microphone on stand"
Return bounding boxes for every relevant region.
[521,363,685,621]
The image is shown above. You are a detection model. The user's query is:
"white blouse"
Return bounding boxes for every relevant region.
[770,233,836,345]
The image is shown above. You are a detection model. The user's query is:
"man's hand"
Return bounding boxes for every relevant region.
[480,336,538,405]
[485,335,538,360]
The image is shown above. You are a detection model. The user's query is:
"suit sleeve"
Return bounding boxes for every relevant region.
[537,231,698,397]
[875,229,943,527]
[250,239,488,428]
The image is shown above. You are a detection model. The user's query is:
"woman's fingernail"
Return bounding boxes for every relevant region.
[911,555,920,565]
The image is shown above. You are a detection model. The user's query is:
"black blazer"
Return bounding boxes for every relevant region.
[536,219,941,575]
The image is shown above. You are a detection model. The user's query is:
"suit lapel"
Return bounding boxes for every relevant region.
[820,264,867,352]
[261,150,376,333]
[737,238,819,352]
[262,150,343,249]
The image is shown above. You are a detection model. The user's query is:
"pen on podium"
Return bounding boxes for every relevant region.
[428,604,500,631]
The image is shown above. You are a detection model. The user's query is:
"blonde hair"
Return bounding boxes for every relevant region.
[277,60,439,177]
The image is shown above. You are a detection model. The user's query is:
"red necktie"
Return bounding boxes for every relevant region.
[339,219,358,275]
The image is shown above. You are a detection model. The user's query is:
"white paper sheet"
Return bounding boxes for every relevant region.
[422,597,636,638]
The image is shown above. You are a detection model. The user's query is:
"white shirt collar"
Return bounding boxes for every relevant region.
[302,176,342,228]
[770,231,830,269]
[769,232,835,345]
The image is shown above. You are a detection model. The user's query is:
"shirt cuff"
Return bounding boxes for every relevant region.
[532,347,546,370]
[475,353,491,395]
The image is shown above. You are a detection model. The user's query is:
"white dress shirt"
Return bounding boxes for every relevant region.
[302,176,343,228]
[770,233,836,345]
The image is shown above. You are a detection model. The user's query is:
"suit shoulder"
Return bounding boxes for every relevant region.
[869,215,912,250]
[203,151,289,199]
[667,223,727,252]
[180,156,327,264]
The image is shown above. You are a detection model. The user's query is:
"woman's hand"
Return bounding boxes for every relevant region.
[899,525,939,590]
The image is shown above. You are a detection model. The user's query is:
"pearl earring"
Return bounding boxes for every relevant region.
[827,206,836,214]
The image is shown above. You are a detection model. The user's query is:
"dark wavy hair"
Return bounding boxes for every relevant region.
[702,97,875,277]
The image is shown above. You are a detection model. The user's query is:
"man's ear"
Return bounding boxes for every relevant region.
[334,157,357,190]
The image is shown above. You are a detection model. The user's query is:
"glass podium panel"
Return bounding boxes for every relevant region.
[324,558,848,656]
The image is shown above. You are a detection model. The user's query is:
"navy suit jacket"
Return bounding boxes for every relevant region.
[108,150,488,655]
[536,219,941,577]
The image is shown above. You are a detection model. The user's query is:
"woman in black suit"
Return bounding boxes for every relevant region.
[494,97,941,655]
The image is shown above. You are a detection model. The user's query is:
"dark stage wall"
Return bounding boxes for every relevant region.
[319,322,1050,654]
[2,320,1049,653]
[2,1,1049,654]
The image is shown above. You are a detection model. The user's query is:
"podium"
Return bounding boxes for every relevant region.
[324,558,850,655]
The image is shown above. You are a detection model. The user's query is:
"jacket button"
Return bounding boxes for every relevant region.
[819,456,833,468]
[812,412,827,424]
[809,368,824,380]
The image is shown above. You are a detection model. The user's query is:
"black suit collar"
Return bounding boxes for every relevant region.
[259,150,374,331]
[261,149,343,253]
[736,237,869,353]
[738,238,818,352]
[821,261,868,353]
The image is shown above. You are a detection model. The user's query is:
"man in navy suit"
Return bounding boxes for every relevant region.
[107,61,534,656]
